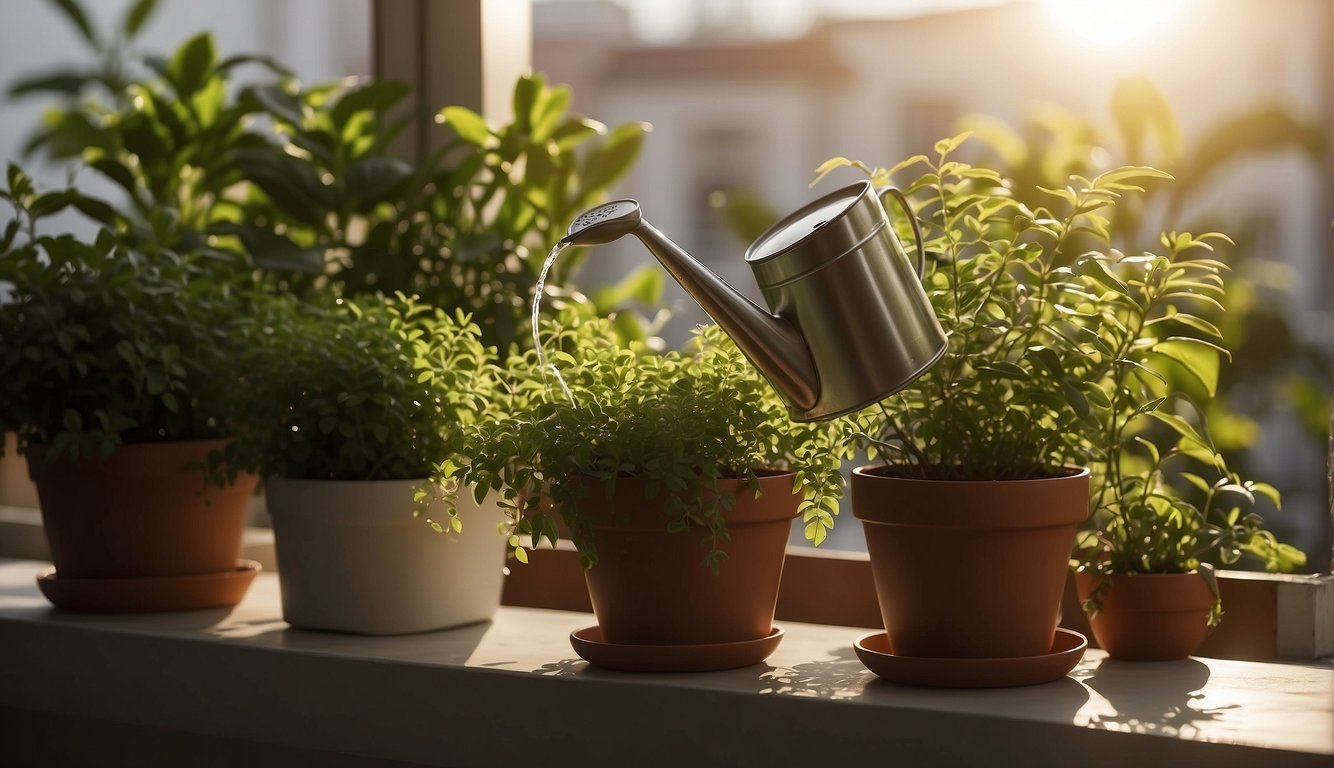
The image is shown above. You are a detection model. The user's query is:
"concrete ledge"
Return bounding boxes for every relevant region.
[1,557,1332,767]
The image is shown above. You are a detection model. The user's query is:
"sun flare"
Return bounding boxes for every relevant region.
[1040,0,1190,47]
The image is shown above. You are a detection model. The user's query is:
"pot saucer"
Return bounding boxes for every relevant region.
[570,625,785,672]
[36,560,261,613]
[854,628,1087,688]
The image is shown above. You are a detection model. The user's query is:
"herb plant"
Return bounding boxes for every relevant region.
[821,135,1237,481]
[430,312,851,569]
[818,134,1305,618]
[232,294,499,484]
[960,81,1329,569]
[1078,422,1306,624]
[0,166,251,463]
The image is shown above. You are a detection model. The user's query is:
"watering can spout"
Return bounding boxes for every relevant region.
[562,204,820,411]
[563,182,947,422]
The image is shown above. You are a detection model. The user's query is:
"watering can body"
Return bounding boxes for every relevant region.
[562,180,946,422]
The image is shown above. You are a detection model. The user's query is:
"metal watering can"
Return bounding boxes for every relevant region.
[561,181,946,422]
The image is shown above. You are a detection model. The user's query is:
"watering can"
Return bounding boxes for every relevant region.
[561,181,947,422]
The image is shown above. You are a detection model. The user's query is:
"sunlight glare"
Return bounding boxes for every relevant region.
[1040,0,1189,48]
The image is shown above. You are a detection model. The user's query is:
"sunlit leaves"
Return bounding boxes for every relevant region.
[1150,338,1222,397]
[821,135,1303,580]
[0,173,253,462]
[230,295,501,485]
[428,311,852,568]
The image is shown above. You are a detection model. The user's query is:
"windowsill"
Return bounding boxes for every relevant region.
[2,557,1332,767]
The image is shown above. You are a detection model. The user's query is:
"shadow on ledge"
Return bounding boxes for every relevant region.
[1079,658,1227,737]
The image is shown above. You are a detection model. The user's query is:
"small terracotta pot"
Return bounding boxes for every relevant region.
[579,471,799,646]
[1075,571,1214,661]
[28,439,257,579]
[852,465,1089,659]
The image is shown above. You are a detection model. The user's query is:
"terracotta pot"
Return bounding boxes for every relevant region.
[1075,571,1214,661]
[852,465,1089,659]
[28,439,257,579]
[580,471,799,646]
[266,477,507,635]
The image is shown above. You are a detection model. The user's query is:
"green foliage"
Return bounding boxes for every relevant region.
[234,72,649,348]
[1075,417,1306,625]
[11,0,650,350]
[11,3,290,240]
[231,295,501,482]
[961,78,1331,560]
[708,187,782,246]
[828,138,1213,480]
[0,166,251,464]
[430,312,852,570]
[823,134,1304,587]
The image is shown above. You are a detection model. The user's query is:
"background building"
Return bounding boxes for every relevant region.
[533,0,1333,556]
[1,0,1329,560]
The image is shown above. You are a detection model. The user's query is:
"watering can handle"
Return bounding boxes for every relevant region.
[876,186,926,277]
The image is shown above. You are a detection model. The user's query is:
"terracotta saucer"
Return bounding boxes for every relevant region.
[854,628,1087,688]
[36,560,261,613]
[570,625,785,672]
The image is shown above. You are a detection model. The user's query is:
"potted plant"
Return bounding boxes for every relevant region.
[0,167,259,612]
[432,311,850,671]
[1074,429,1306,660]
[223,71,651,349]
[820,135,1259,685]
[232,294,507,635]
[12,1,654,351]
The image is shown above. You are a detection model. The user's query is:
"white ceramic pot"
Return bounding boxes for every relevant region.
[266,477,506,635]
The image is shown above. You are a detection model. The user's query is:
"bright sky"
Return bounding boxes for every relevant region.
[580,0,1010,43]
[545,0,1199,53]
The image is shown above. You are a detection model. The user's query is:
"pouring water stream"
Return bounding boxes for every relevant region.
[532,242,574,403]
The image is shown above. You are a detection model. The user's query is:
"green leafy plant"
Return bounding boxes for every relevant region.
[817,134,1304,619]
[231,294,500,484]
[961,77,1330,564]
[429,311,851,569]
[11,1,291,248]
[11,0,653,350]
[821,135,1203,480]
[1079,419,1306,625]
[0,165,251,465]
[234,72,651,348]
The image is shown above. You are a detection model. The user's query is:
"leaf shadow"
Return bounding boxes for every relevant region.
[1080,657,1233,737]
[757,645,874,699]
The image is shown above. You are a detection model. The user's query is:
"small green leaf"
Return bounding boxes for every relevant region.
[169,32,217,97]
[7,71,90,98]
[933,132,973,157]
[123,0,159,37]
[51,0,98,46]
[1151,338,1221,397]
[440,106,491,146]
[1061,378,1090,418]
